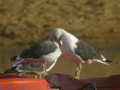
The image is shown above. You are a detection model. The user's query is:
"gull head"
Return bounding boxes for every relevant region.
[50,28,65,46]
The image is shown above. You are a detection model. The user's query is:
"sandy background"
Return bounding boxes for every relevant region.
[0,0,120,79]
[0,0,120,46]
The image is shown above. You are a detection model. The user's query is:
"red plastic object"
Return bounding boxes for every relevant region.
[0,74,51,90]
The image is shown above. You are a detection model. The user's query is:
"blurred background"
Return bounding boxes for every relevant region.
[0,0,120,79]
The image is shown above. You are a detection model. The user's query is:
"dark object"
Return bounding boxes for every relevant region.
[78,83,97,90]
[46,73,120,90]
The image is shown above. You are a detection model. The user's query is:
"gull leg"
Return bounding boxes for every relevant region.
[26,72,40,79]
[75,63,82,79]
[38,74,42,79]
[34,75,38,78]
[43,62,48,77]
[35,73,42,79]
[28,72,38,79]
[32,73,42,79]
[34,63,47,79]
[33,64,45,79]
[31,71,42,79]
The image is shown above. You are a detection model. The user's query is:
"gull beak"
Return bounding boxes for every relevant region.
[49,35,62,46]
[58,39,62,46]
[56,37,62,46]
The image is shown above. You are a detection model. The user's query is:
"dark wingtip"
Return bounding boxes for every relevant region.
[106,59,112,63]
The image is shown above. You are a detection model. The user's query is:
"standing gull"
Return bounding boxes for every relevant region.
[4,39,61,78]
[51,28,112,79]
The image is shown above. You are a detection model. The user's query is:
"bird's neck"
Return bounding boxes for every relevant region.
[62,31,78,42]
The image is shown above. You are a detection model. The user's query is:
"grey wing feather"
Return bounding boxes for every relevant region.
[75,40,102,61]
[19,40,57,58]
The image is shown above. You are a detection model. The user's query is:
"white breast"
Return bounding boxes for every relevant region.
[61,32,78,51]
[60,32,81,64]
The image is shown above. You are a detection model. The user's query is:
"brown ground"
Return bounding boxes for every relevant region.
[0,0,120,46]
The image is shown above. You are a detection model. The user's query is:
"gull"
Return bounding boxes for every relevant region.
[4,39,61,78]
[50,28,112,79]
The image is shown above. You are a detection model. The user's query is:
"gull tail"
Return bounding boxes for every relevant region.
[96,59,111,65]
[105,59,112,63]
[96,55,112,65]
[101,54,112,62]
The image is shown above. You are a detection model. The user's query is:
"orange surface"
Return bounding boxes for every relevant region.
[0,78,51,90]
